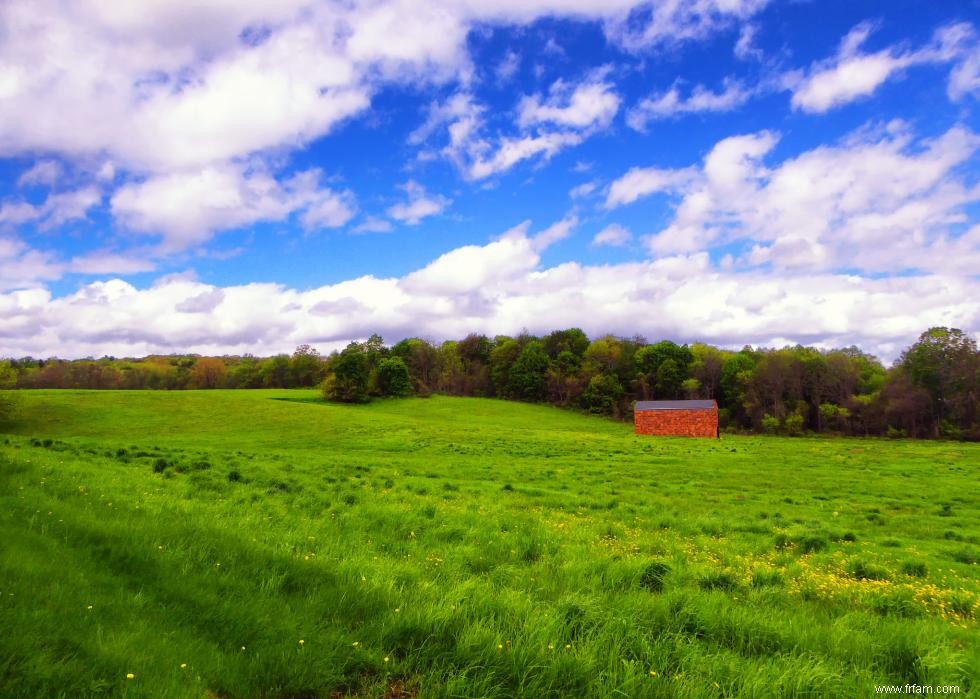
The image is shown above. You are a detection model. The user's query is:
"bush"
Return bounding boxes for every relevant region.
[375,357,412,397]
[784,413,805,436]
[324,344,370,403]
[761,414,780,434]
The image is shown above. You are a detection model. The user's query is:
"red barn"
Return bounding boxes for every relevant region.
[634,400,719,438]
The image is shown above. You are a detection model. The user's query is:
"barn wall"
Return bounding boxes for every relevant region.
[634,408,718,438]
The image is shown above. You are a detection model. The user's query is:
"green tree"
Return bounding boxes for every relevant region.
[581,373,623,416]
[290,345,323,387]
[508,340,550,401]
[375,357,411,397]
[898,327,978,434]
[0,360,20,425]
[489,338,521,398]
[324,343,370,403]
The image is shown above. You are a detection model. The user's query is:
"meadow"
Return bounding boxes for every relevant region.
[0,390,977,698]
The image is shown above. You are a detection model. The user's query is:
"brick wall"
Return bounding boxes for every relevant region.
[634,407,718,438]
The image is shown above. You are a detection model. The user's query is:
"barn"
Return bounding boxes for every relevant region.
[634,400,719,438]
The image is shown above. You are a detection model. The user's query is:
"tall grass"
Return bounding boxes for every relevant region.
[0,390,977,697]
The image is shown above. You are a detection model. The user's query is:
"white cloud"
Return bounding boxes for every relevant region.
[615,123,980,274]
[605,166,695,208]
[352,216,394,234]
[517,68,620,130]
[605,0,770,52]
[387,180,452,225]
[110,164,354,250]
[467,131,585,180]
[789,21,967,113]
[1,221,974,361]
[592,223,631,246]
[17,160,63,188]
[569,181,598,199]
[734,23,762,60]
[411,90,590,179]
[626,80,752,129]
[495,50,521,82]
[69,252,156,276]
[1,0,754,176]
[0,186,101,229]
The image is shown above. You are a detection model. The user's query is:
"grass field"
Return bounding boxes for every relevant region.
[1,390,978,698]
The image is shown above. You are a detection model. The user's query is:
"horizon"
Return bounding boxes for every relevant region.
[1,1,978,362]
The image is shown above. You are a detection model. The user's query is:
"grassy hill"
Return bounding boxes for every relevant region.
[1,390,978,697]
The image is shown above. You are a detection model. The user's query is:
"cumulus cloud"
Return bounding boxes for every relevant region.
[17,160,63,188]
[608,122,980,274]
[0,187,101,229]
[517,68,621,130]
[110,164,354,250]
[387,181,451,225]
[605,166,696,208]
[1,220,974,361]
[0,0,754,175]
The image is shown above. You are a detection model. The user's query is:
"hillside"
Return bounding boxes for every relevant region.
[1,391,978,697]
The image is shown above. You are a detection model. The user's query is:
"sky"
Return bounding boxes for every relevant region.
[0,0,978,361]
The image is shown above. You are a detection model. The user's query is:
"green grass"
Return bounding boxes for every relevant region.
[1,389,978,698]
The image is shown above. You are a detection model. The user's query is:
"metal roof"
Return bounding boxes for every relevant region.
[634,400,717,411]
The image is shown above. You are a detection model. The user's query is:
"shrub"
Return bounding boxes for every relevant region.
[761,414,780,434]
[784,413,805,436]
[375,357,412,397]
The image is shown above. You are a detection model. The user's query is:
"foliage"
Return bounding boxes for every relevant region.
[0,360,19,424]
[323,343,370,403]
[2,326,977,440]
[375,357,412,397]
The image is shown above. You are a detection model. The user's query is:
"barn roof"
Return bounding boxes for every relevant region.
[634,400,717,411]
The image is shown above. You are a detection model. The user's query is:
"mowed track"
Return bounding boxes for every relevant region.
[1,390,978,698]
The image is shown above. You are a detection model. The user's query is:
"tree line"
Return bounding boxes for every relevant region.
[2,327,977,439]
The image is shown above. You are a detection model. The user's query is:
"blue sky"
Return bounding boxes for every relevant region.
[0,0,978,359]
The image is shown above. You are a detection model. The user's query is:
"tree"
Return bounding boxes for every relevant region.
[324,343,370,403]
[898,327,978,435]
[189,357,227,389]
[508,340,550,401]
[581,373,623,416]
[376,357,411,397]
[261,355,292,388]
[290,345,323,387]
[0,360,19,425]
[635,341,693,399]
[543,328,590,359]
[391,338,437,393]
[489,338,521,398]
